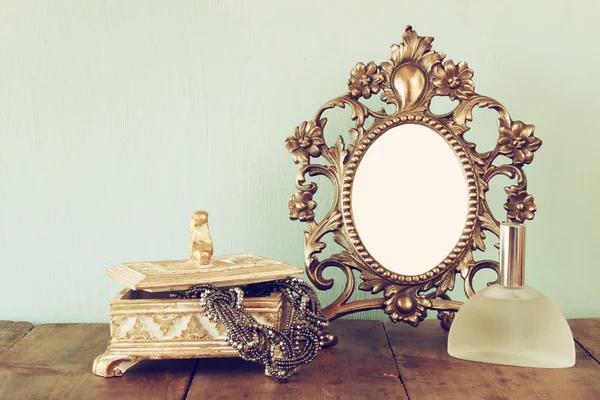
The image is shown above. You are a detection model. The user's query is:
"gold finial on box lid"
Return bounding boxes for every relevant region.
[188,210,213,264]
[160,210,214,270]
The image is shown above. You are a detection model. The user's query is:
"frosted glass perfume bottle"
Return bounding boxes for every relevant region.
[448,222,575,368]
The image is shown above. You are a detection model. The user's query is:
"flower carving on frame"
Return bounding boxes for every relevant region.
[431,60,475,100]
[348,62,383,99]
[504,186,537,222]
[289,183,317,222]
[497,120,541,166]
[285,120,326,165]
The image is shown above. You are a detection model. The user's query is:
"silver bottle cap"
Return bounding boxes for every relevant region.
[499,222,525,287]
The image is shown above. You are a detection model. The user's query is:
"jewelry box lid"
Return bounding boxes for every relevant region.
[106,211,303,292]
[108,253,303,292]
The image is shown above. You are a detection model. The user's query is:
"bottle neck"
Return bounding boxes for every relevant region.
[499,222,525,287]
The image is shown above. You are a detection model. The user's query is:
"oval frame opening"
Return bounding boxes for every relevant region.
[342,115,478,284]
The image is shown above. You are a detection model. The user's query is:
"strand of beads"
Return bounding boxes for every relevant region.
[171,277,328,382]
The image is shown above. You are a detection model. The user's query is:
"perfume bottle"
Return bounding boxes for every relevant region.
[447,222,575,368]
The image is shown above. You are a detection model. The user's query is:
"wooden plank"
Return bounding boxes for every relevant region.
[0,321,33,357]
[187,320,407,400]
[570,319,600,362]
[0,324,197,400]
[385,320,600,400]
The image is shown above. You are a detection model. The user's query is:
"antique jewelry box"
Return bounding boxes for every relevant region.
[93,211,303,377]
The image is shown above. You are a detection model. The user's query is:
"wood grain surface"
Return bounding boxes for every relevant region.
[0,321,33,358]
[2,319,600,399]
[570,319,600,363]
[187,320,407,400]
[0,324,196,400]
[386,320,600,400]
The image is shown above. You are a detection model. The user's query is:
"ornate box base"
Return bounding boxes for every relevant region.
[93,288,284,377]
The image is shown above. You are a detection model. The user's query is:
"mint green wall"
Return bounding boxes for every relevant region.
[1,1,598,323]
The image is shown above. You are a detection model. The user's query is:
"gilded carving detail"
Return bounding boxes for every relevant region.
[110,311,279,342]
[348,62,384,99]
[504,186,537,223]
[214,320,227,336]
[109,316,123,338]
[285,120,326,165]
[260,312,279,327]
[127,318,152,341]
[285,26,541,327]
[177,316,208,340]
[152,314,178,336]
[288,183,318,222]
[497,120,542,166]
[431,60,475,100]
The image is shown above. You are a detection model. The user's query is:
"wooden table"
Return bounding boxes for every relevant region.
[1,319,599,399]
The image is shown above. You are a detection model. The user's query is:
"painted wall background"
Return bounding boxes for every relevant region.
[1,0,599,324]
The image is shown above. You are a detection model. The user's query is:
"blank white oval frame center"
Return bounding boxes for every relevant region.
[351,124,469,276]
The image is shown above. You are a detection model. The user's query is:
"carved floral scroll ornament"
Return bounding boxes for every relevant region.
[285,26,542,328]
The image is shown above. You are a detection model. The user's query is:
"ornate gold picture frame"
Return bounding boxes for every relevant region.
[285,26,541,328]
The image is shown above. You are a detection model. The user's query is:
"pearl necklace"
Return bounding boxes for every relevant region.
[171,277,328,382]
